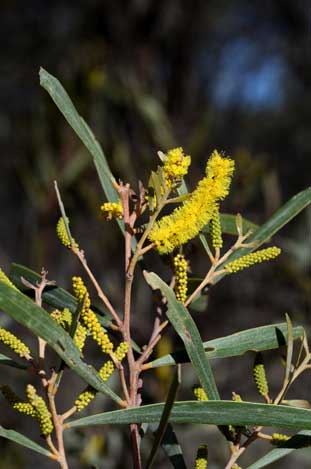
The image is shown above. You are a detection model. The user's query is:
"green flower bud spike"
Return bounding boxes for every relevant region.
[210,205,223,248]
[75,386,97,412]
[224,247,281,274]
[195,445,208,469]
[0,268,18,290]
[193,386,208,401]
[173,254,188,303]
[26,385,53,436]
[253,353,269,398]
[56,216,78,249]
[271,433,291,445]
[0,328,31,359]
[1,385,36,417]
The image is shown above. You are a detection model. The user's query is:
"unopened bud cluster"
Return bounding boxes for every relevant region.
[253,354,269,397]
[75,386,97,412]
[72,276,113,354]
[26,385,54,436]
[271,433,291,445]
[210,206,223,248]
[51,307,88,351]
[195,445,208,469]
[224,247,281,273]
[0,328,31,359]
[56,217,78,249]
[193,386,208,401]
[173,254,188,303]
[1,385,36,417]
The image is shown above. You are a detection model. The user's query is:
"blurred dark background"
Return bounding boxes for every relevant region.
[0,1,310,468]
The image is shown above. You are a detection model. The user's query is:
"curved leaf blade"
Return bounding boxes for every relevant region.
[0,425,52,457]
[216,186,311,283]
[146,323,304,369]
[0,353,29,370]
[0,282,122,405]
[67,400,311,429]
[144,271,219,400]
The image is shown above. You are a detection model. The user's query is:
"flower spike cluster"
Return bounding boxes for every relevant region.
[56,217,78,249]
[75,386,97,412]
[72,276,113,354]
[173,254,188,303]
[26,385,54,436]
[253,353,269,397]
[195,445,208,469]
[193,386,208,401]
[149,150,235,254]
[225,247,281,273]
[100,201,123,220]
[163,147,191,188]
[0,328,31,359]
[210,205,223,248]
[50,308,88,352]
[1,385,36,418]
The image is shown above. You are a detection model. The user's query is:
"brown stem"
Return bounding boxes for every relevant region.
[47,378,68,469]
[74,249,122,328]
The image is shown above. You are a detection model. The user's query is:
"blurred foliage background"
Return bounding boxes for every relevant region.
[0,1,310,467]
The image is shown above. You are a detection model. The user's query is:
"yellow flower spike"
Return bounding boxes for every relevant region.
[271,433,291,445]
[253,353,269,398]
[74,322,88,351]
[193,386,208,401]
[50,308,72,328]
[149,150,234,254]
[56,217,78,249]
[1,385,36,418]
[224,247,281,274]
[231,465,242,469]
[0,328,31,359]
[114,341,129,362]
[100,201,123,220]
[0,268,18,290]
[75,386,97,412]
[26,385,53,436]
[99,360,115,381]
[72,277,113,354]
[173,254,188,303]
[163,147,191,188]
[210,205,223,248]
[195,445,208,469]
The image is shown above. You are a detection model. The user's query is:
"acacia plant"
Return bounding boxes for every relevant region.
[0,69,310,469]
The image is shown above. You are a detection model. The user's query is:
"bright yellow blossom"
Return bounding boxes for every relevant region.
[149,150,234,254]
[163,147,191,188]
[100,201,123,220]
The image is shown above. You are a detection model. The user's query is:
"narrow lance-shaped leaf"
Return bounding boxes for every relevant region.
[0,282,122,405]
[216,186,311,283]
[67,400,311,430]
[144,271,220,400]
[39,68,128,240]
[0,353,30,370]
[145,323,304,369]
[0,426,53,458]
